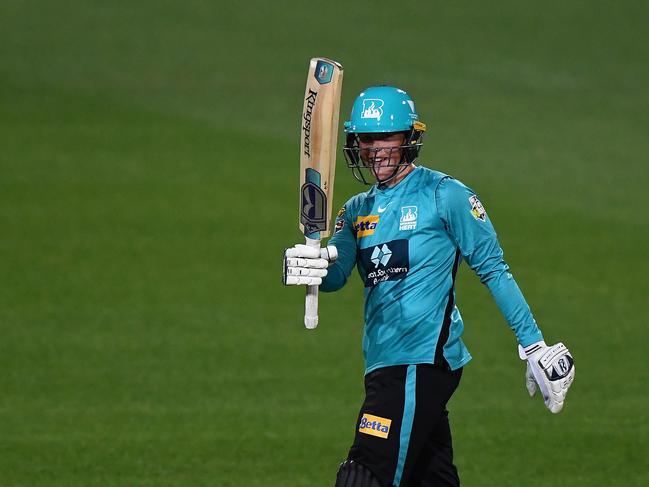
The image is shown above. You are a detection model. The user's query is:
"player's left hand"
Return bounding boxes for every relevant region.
[518,341,575,413]
[283,244,338,286]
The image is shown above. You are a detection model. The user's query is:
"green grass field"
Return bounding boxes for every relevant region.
[1,1,648,485]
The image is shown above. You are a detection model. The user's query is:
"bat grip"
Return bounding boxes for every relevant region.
[304,236,320,329]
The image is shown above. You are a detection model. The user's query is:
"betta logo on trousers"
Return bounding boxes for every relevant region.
[358,413,392,439]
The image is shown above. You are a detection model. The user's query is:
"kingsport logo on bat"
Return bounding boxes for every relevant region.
[302,89,318,157]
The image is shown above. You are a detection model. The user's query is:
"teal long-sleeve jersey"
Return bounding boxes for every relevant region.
[321,166,543,374]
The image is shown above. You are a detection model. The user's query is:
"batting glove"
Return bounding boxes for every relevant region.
[283,244,338,286]
[518,341,575,414]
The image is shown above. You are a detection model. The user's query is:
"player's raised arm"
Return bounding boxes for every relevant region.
[283,198,359,293]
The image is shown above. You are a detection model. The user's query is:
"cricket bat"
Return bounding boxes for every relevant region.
[299,57,343,329]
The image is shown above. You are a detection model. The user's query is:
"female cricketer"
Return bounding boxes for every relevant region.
[283,86,575,487]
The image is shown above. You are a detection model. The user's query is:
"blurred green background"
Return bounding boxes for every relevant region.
[1,1,647,485]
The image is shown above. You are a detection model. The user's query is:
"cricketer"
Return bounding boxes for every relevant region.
[283,86,575,487]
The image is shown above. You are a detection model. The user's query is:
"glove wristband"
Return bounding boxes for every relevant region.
[518,340,546,360]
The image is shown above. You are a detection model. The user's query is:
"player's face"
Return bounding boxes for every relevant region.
[358,132,406,181]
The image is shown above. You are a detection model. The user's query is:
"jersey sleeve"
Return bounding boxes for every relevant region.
[436,177,543,346]
[320,202,358,292]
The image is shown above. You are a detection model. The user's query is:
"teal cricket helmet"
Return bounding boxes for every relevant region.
[343,86,427,185]
[344,86,420,133]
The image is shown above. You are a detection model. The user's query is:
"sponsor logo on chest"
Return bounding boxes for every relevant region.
[354,215,380,237]
[359,239,409,287]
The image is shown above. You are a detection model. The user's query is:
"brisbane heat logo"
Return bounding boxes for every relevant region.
[361,98,384,121]
[399,205,418,231]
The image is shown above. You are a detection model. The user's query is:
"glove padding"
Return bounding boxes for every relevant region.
[519,341,575,414]
[283,244,338,286]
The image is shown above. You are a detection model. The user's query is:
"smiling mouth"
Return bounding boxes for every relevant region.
[370,159,396,167]
[368,155,391,163]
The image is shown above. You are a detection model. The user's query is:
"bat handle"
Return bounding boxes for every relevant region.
[304,236,320,329]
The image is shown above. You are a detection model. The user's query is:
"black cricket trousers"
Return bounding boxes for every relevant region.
[346,364,462,487]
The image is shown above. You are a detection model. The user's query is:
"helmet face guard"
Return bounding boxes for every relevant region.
[343,129,425,186]
[343,86,426,186]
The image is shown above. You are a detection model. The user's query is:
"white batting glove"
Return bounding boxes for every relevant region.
[283,244,338,286]
[518,341,575,413]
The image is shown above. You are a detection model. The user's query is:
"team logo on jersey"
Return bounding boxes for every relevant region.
[399,206,418,231]
[354,215,380,237]
[359,239,409,287]
[469,195,487,222]
[361,99,384,121]
[334,206,347,234]
[358,413,392,439]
